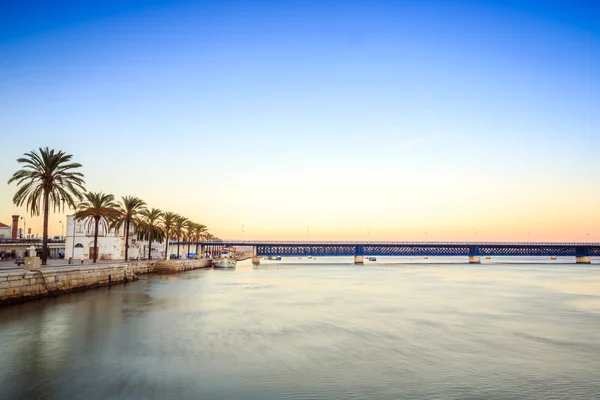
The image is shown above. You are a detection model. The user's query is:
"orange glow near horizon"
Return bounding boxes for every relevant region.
[2,195,598,243]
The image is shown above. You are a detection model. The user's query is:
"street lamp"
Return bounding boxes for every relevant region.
[20,216,26,239]
[71,215,76,260]
[59,220,63,239]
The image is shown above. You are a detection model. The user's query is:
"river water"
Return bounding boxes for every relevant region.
[1,258,599,399]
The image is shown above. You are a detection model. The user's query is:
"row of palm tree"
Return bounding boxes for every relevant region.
[8,147,212,265]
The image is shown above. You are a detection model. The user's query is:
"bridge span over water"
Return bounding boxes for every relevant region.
[196,241,600,264]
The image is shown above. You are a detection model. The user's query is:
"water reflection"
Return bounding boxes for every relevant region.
[1,264,599,399]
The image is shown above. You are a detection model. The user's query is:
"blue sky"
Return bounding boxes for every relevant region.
[1,0,599,240]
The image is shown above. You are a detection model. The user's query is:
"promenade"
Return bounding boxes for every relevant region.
[0,258,212,305]
[0,258,128,272]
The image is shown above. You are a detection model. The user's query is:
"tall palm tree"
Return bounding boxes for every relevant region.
[75,192,120,263]
[8,147,86,265]
[112,196,146,261]
[194,223,208,255]
[161,212,178,260]
[173,215,188,259]
[138,208,164,260]
[184,220,197,258]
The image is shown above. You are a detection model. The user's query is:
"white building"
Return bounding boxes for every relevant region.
[64,215,166,261]
[0,222,10,239]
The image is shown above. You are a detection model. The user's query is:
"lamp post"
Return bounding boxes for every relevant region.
[20,216,26,239]
[59,220,63,239]
[71,215,76,260]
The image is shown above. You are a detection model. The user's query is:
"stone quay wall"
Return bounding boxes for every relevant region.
[127,258,212,274]
[174,258,212,271]
[0,258,212,305]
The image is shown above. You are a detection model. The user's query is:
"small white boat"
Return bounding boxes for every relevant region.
[213,248,236,269]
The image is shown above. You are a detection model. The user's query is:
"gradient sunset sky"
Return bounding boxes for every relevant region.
[1,0,599,241]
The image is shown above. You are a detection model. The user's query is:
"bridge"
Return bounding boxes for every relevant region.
[193,241,600,265]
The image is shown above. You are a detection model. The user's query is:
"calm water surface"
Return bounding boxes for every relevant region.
[1,258,600,399]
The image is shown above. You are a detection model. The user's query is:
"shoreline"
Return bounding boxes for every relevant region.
[0,258,212,306]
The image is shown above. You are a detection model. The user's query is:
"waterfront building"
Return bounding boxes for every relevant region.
[0,222,10,239]
[64,215,165,261]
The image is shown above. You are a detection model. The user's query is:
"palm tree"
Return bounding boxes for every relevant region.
[8,147,86,265]
[194,223,208,255]
[161,212,178,260]
[138,208,164,260]
[75,192,120,263]
[173,215,188,259]
[205,233,216,241]
[112,196,146,261]
[184,220,197,258]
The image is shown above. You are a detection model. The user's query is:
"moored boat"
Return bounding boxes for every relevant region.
[213,248,237,269]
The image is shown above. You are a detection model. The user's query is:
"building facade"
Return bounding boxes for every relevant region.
[0,222,10,239]
[64,215,166,261]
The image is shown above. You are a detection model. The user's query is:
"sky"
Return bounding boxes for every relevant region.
[0,0,599,242]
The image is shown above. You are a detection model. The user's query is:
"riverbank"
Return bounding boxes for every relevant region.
[0,258,212,305]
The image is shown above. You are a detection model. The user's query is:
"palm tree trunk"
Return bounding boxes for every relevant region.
[164,231,169,260]
[177,237,180,258]
[148,234,152,260]
[124,219,130,261]
[187,242,190,258]
[93,217,99,263]
[41,189,50,266]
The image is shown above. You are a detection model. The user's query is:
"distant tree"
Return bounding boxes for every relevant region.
[138,208,164,260]
[75,192,120,263]
[194,223,208,255]
[8,147,86,265]
[112,196,146,261]
[161,212,178,260]
[173,215,188,259]
[184,220,197,257]
[160,212,177,259]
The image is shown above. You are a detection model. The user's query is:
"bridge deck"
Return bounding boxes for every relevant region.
[184,241,600,258]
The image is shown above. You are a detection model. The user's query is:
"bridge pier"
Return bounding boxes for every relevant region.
[469,256,481,264]
[576,256,591,264]
[354,245,364,264]
[252,246,260,265]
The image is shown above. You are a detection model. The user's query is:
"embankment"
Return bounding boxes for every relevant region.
[0,258,212,305]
